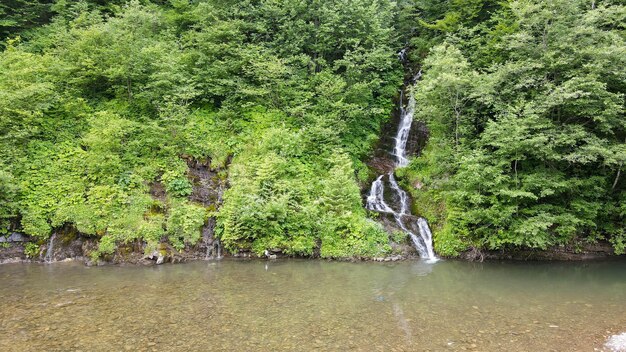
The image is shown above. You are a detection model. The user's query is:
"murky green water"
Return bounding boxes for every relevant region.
[0,259,624,351]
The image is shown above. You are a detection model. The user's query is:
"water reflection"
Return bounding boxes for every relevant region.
[0,259,624,351]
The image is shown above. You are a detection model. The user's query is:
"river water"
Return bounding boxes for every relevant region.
[0,259,624,351]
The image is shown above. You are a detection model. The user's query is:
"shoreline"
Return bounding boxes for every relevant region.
[1,237,621,266]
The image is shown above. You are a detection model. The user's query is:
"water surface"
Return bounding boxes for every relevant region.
[0,259,624,351]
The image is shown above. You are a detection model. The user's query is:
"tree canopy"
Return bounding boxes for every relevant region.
[401,0,625,255]
[0,0,624,258]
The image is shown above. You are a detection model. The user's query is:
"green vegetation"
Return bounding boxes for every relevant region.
[23,242,40,258]
[401,0,625,255]
[0,0,623,259]
[0,0,400,259]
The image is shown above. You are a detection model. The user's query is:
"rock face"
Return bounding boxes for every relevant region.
[0,243,28,264]
[0,232,27,243]
[183,156,228,259]
[0,155,231,266]
[366,87,427,175]
[0,232,218,265]
[367,156,396,175]
[376,212,421,257]
[363,90,431,258]
[367,105,428,176]
[0,229,97,264]
[460,241,619,261]
[184,156,227,207]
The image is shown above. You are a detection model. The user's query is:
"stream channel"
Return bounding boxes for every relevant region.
[1,259,625,351]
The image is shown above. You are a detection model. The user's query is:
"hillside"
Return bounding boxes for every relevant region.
[0,0,624,261]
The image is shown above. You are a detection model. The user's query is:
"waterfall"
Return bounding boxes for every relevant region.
[416,218,437,262]
[44,233,56,264]
[397,48,408,63]
[215,239,222,259]
[366,82,438,262]
[366,175,394,213]
[388,174,409,215]
[392,93,415,168]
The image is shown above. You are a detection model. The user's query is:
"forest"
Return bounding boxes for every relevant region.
[0,0,624,260]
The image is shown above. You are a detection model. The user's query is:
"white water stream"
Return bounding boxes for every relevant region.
[366,77,437,262]
[44,232,56,264]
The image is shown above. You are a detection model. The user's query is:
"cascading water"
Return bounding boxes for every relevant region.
[366,175,394,213]
[366,74,438,262]
[44,233,56,264]
[391,92,415,168]
[416,218,436,260]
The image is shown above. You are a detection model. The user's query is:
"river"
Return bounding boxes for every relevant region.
[0,259,625,351]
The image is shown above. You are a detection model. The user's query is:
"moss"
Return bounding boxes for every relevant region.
[58,225,79,245]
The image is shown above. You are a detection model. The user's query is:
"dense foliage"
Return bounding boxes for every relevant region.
[0,0,400,258]
[1,0,623,259]
[400,0,625,255]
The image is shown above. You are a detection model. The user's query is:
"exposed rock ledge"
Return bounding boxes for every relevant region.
[1,232,620,265]
[459,241,619,261]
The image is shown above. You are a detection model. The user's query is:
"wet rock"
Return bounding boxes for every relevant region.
[367,157,396,175]
[0,242,28,264]
[464,241,618,261]
[0,232,27,242]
